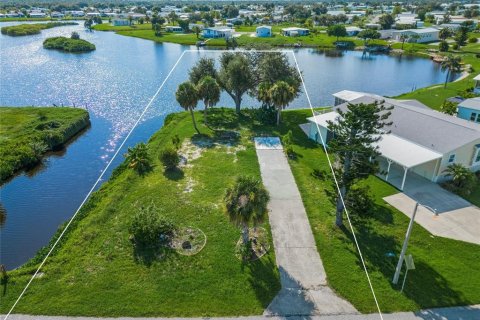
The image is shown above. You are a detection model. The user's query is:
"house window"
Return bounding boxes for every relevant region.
[475,149,480,164]
[471,112,477,121]
[448,154,456,163]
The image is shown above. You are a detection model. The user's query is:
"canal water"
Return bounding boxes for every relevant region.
[0,22,453,269]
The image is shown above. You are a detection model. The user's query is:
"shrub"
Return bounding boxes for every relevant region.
[70,31,80,39]
[468,36,478,43]
[124,143,152,175]
[129,203,175,246]
[440,100,458,115]
[345,185,375,217]
[442,163,476,196]
[159,147,180,170]
[452,43,459,50]
[439,40,449,52]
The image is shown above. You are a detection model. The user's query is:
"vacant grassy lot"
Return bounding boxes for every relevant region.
[1,108,478,316]
[0,107,89,183]
[0,109,280,317]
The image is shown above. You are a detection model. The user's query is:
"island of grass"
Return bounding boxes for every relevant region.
[0,108,478,316]
[43,36,95,52]
[0,22,77,36]
[0,107,90,183]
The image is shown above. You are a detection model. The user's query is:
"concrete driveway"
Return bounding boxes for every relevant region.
[382,170,480,245]
[254,137,357,316]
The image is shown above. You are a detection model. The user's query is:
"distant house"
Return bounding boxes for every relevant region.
[346,26,362,36]
[165,26,183,33]
[304,90,480,190]
[29,11,47,18]
[50,12,64,18]
[281,27,309,37]
[188,23,204,31]
[474,74,480,95]
[365,23,381,30]
[457,97,480,123]
[392,28,439,43]
[202,27,234,39]
[256,25,272,37]
[112,19,130,26]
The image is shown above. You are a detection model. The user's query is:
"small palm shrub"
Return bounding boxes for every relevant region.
[159,147,180,170]
[129,203,175,246]
[124,143,152,175]
[442,164,476,196]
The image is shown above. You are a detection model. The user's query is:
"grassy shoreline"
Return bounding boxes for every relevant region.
[1,22,78,36]
[0,107,90,184]
[0,108,478,316]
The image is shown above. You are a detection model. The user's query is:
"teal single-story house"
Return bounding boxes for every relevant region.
[256,25,272,37]
[203,27,233,39]
[305,91,480,190]
[457,97,480,123]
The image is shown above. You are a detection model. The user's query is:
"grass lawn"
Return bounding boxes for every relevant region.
[0,107,89,183]
[0,109,280,317]
[1,108,478,316]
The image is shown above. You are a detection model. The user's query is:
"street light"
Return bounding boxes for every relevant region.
[392,202,437,285]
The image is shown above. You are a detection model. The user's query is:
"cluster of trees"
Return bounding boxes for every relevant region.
[175,52,302,133]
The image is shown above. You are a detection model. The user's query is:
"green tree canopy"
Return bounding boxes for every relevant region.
[327,24,347,41]
[189,57,217,85]
[327,101,392,226]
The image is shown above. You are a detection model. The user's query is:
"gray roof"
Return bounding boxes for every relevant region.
[335,96,480,154]
[459,97,480,111]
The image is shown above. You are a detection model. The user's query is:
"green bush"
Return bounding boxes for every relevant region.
[124,143,152,175]
[468,36,478,43]
[159,147,180,170]
[452,43,459,50]
[129,204,176,246]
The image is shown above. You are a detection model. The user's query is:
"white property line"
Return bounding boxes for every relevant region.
[291,53,384,320]
[4,49,382,320]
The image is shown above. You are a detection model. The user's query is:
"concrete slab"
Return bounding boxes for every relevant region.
[384,193,480,245]
[254,137,283,150]
[255,140,357,316]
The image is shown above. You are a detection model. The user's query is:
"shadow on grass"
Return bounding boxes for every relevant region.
[245,255,281,309]
[341,217,470,308]
[163,167,184,181]
[133,243,176,267]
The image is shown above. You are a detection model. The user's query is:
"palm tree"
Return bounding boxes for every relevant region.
[257,82,272,108]
[443,163,475,188]
[124,143,151,174]
[128,15,133,26]
[176,81,200,134]
[399,34,409,50]
[439,28,451,41]
[192,26,201,39]
[224,176,270,248]
[270,81,296,125]
[196,76,220,124]
[441,55,462,88]
[145,15,151,24]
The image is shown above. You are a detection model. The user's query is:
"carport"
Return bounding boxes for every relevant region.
[375,134,443,190]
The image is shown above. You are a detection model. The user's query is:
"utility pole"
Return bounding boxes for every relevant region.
[393,202,419,285]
